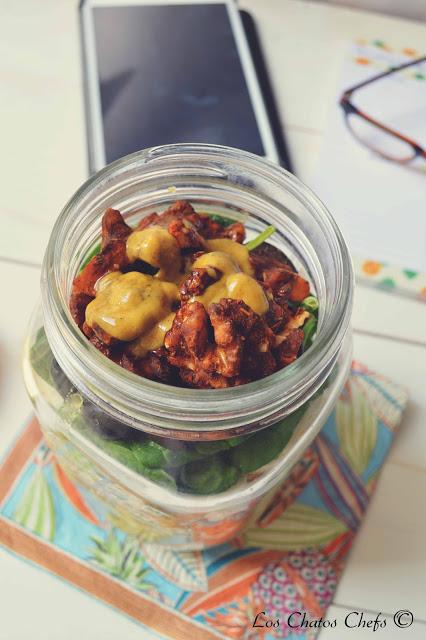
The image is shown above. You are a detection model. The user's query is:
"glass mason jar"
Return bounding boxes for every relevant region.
[23,144,353,550]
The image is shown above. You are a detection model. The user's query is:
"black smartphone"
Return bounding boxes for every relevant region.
[80,0,290,173]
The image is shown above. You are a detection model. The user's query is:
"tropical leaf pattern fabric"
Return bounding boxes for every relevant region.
[244,504,347,551]
[90,529,152,590]
[0,361,408,639]
[140,543,208,592]
[336,378,377,474]
[13,447,55,542]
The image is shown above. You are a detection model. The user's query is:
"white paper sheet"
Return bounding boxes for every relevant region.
[313,42,426,272]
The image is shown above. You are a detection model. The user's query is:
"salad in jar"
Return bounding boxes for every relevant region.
[33,199,320,496]
[24,144,353,548]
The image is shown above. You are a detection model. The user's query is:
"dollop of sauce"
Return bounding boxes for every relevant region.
[226,273,269,315]
[86,225,269,351]
[85,272,178,342]
[205,238,254,276]
[129,312,176,358]
[95,270,121,293]
[193,251,240,275]
[192,250,268,315]
[126,226,181,281]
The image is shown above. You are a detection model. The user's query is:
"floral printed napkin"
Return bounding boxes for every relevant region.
[0,361,407,639]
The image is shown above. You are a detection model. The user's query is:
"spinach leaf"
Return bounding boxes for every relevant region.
[193,435,247,456]
[73,419,177,489]
[208,213,236,227]
[80,242,101,271]
[30,327,54,386]
[180,455,240,494]
[302,315,318,351]
[230,406,306,473]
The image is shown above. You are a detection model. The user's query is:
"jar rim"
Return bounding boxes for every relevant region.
[42,143,353,435]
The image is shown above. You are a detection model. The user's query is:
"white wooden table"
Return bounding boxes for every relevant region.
[1,1,426,637]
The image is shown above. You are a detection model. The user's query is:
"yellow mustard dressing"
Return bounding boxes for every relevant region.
[86,223,269,350]
[85,272,179,342]
[193,250,240,275]
[129,312,176,358]
[192,250,268,315]
[95,270,121,292]
[205,238,254,276]
[226,272,269,315]
[126,226,181,281]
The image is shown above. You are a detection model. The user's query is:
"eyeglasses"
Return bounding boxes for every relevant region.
[339,55,426,164]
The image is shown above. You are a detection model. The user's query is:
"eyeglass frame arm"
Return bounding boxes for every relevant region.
[339,55,426,159]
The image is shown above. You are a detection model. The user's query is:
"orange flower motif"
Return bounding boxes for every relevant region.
[355,56,370,65]
[193,514,249,545]
[419,287,426,301]
[200,594,268,640]
[403,47,417,57]
[362,260,382,275]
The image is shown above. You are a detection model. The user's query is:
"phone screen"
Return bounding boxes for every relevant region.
[91,3,266,163]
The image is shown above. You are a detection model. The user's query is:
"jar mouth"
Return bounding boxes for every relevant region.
[42,144,353,435]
